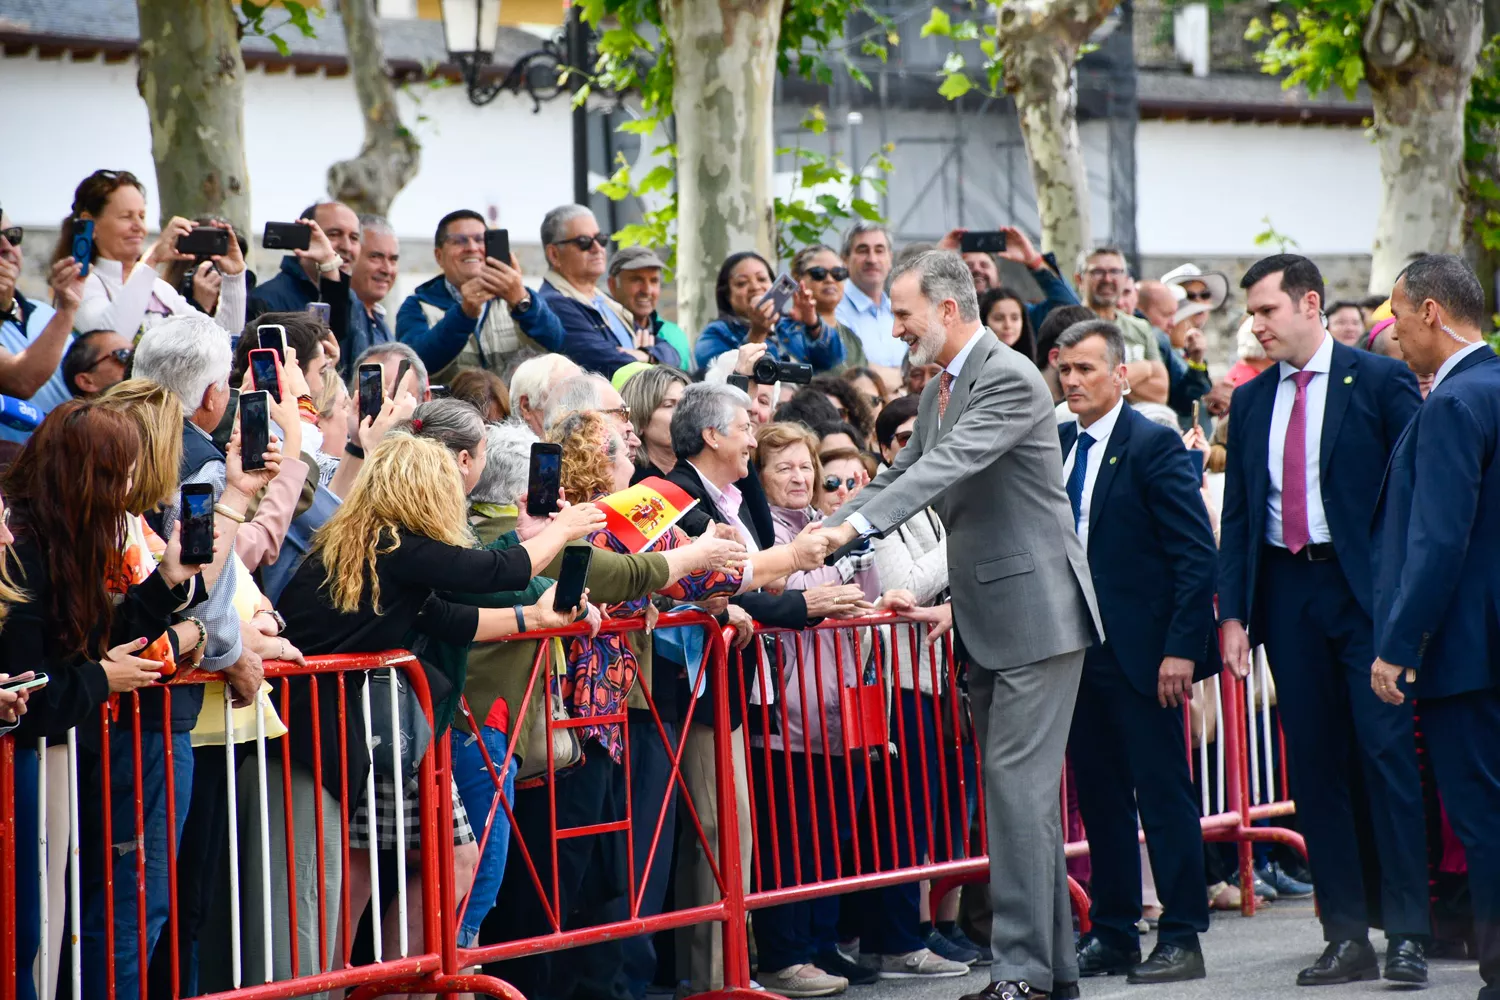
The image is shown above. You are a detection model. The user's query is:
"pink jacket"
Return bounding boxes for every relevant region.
[233,455,310,571]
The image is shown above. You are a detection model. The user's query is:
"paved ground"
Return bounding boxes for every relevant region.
[857,901,1480,1000]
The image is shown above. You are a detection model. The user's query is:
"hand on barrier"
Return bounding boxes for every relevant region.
[803,582,874,619]
[1219,620,1251,679]
[1157,655,1195,708]
[1370,657,1416,706]
[725,604,755,649]
[101,636,163,692]
[903,601,954,644]
[224,646,265,708]
[700,594,730,617]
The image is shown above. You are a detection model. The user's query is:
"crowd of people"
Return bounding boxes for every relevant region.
[0,166,1496,1000]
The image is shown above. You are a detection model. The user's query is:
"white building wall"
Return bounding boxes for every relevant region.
[1135,119,1381,256]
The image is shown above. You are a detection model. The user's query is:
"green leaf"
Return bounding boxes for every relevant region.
[637,165,675,195]
[268,32,289,56]
[851,198,882,220]
[938,73,972,100]
[920,8,953,38]
[617,118,659,136]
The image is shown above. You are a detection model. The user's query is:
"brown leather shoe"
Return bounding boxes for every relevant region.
[959,981,1051,1000]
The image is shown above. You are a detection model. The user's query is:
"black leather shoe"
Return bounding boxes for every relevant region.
[1128,943,1207,984]
[812,950,878,986]
[1384,938,1429,984]
[1053,982,1080,1000]
[958,982,1052,1000]
[1296,939,1379,986]
[1076,934,1141,977]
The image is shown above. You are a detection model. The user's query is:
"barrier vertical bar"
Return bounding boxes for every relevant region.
[36,737,48,1000]
[387,666,409,958]
[225,695,243,989]
[0,736,16,1000]
[67,729,82,1000]
[713,626,752,991]
[161,687,182,1000]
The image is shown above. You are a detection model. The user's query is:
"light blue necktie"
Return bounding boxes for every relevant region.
[1066,431,1095,530]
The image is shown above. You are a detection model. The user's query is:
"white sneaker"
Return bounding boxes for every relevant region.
[862,948,971,979]
[757,964,848,997]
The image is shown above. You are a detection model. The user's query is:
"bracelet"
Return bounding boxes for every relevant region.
[213,502,246,524]
[184,617,207,654]
[317,260,340,274]
[344,441,365,460]
[513,605,528,634]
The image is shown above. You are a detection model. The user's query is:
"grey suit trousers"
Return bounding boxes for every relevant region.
[968,647,1085,991]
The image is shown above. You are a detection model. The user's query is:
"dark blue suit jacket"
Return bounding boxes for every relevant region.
[1218,340,1421,635]
[1060,404,1220,696]
[1373,346,1500,698]
[537,279,681,377]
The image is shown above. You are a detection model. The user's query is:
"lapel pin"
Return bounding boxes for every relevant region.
[1344,375,1354,384]
[1109,456,1118,465]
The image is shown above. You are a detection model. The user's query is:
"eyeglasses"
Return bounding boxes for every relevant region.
[1086,267,1126,280]
[1183,289,1215,303]
[823,475,859,492]
[804,266,849,282]
[0,227,21,247]
[893,429,913,446]
[601,404,631,420]
[86,348,132,372]
[442,234,486,249]
[552,234,610,251]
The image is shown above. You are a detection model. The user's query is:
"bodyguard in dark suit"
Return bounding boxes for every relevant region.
[1054,320,1217,984]
[1218,255,1428,986]
[1371,255,1500,1000]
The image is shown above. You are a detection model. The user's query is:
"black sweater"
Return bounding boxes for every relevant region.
[0,533,198,741]
[274,530,534,796]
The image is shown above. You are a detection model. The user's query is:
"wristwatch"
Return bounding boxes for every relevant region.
[512,292,533,315]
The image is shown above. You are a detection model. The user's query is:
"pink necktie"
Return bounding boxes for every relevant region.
[938,371,955,421]
[1282,369,1316,553]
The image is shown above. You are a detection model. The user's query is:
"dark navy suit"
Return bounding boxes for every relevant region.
[1373,345,1500,996]
[1219,338,1428,943]
[1061,403,1217,954]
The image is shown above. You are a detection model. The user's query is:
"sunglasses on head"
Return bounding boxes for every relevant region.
[86,348,132,372]
[804,266,849,282]
[553,233,610,251]
[0,227,21,247]
[823,475,859,492]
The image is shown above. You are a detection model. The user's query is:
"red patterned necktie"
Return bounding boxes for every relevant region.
[937,371,955,422]
[1282,369,1316,553]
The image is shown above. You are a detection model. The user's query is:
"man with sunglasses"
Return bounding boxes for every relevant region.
[0,209,86,441]
[1076,247,1169,405]
[606,246,692,368]
[62,330,133,397]
[538,205,682,377]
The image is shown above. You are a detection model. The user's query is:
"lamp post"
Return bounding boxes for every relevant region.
[440,0,590,204]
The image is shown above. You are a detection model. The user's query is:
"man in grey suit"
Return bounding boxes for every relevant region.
[821,250,1102,1000]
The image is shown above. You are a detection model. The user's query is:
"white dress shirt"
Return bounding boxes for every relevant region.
[1431,340,1490,391]
[835,280,903,367]
[847,326,988,538]
[1062,397,1125,551]
[1265,332,1332,547]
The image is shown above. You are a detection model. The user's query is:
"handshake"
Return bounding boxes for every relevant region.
[791,520,859,570]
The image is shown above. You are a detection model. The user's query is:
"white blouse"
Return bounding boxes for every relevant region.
[76,256,245,339]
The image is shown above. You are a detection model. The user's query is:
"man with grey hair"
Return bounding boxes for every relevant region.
[346,213,398,371]
[541,371,641,460]
[1055,318,1217,983]
[470,420,538,508]
[837,221,904,375]
[820,249,1103,1000]
[538,204,682,376]
[510,353,581,436]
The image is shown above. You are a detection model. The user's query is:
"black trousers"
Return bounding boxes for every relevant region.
[1256,546,1429,941]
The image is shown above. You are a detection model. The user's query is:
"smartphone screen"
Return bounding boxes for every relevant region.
[485,229,510,265]
[959,230,1007,254]
[553,545,593,614]
[249,349,281,404]
[306,302,331,326]
[239,390,270,472]
[180,484,216,565]
[358,364,385,425]
[257,324,287,364]
[526,443,563,517]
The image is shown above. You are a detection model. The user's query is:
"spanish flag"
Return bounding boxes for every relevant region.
[596,476,699,553]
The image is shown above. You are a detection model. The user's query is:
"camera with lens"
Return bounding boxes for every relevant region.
[751,356,813,385]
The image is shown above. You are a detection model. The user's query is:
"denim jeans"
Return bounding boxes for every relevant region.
[13,746,41,1000]
[81,728,195,1000]
[451,726,517,948]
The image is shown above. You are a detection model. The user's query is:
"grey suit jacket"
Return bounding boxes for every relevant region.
[828,331,1102,670]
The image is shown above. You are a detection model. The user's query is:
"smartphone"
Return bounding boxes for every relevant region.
[358,363,385,425]
[394,359,413,397]
[306,302,331,326]
[526,442,564,518]
[72,219,95,278]
[248,348,282,404]
[177,226,230,257]
[1191,399,1202,427]
[757,273,800,315]
[0,672,48,694]
[428,384,450,399]
[179,483,216,566]
[484,228,510,266]
[263,221,312,252]
[1187,448,1206,479]
[258,323,288,364]
[239,390,270,472]
[552,544,593,615]
[960,230,1007,254]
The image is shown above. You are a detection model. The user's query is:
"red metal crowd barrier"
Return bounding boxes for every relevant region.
[1,616,1309,1000]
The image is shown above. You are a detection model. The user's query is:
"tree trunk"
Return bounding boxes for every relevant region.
[660,0,785,340]
[996,0,1120,280]
[326,0,422,218]
[135,0,251,233]
[1363,0,1483,294]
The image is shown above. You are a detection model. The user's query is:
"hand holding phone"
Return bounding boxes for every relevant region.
[552,544,594,614]
[177,226,231,258]
[526,443,563,517]
[959,230,1007,254]
[179,483,216,566]
[758,273,800,317]
[239,390,271,473]
[72,219,95,278]
[1,671,48,694]
[263,221,312,252]
[358,363,385,426]
[258,324,288,364]
[248,348,283,404]
[485,229,511,267]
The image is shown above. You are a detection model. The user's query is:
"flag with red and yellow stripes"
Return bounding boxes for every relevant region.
[595,476,699,552]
